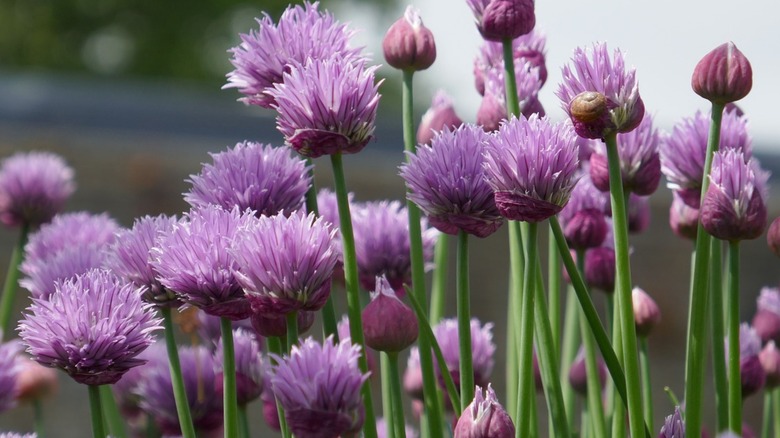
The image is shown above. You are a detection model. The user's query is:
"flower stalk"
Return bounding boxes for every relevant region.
[516,221,538,437]
[710,239,729,431]
[457,230,474,410]
[728,240,742,433]
[0,223,29,338]
[221,317,239,438]
[88,385,106,438]
[161,307,197,438]
[266,337,291,438]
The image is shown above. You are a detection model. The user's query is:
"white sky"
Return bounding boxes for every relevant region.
[334,0,780,151]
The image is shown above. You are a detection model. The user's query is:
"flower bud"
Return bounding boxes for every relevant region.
[584,246,615,293]
[767,217,780,258]
[568,347,607,396]
[564,209,608,250]
[632,287,661,337]
[250,310,314,338]
[627,194,651,234]
[670,192,700,241]
[467,0,535,42]
[692,42,752,104]
[454,384,515,438]
[363,276,418,352]
[740,354,765,398]
[262,389,282,431]
[659,406,684,438]
[383,6,437,71]
[569,91,616,139]
[417,91,463,145]
[476,92,506,132]
[759,341,780,389]
[14,358,58,403]
[752,288,780,344]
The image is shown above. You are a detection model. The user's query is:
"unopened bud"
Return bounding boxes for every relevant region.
[692,42,752,104]
[383,7,436,71]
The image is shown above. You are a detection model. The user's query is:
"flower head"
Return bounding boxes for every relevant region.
[20,244,108,301]
[632,287,661,337]
[152,206,254,320]
[382,6,436,71]
[352,200,438,294]
[726,323,766,398]
[362,276,419,352]
[669,191,700,241]
[224,1,364,108]
[400,124,503,238]
[473,31,547,95]
[433,318,495,389]
[18,269,161,385]
[760,341,780,389]
[557,43,644,139]
[477,62,544,131]
[767,217,780,258]
[231,211,338,317]
[659,406,684,438]
[584,246,616,293]
[185,141,311,217]
[753,287,780,344]
[215,329,264,405]
[107,215,180,307]
[267,56,382,158]
[465,0,535,42]
[453,384,515,438]
[692,42,752,104]
[271,336,369,438]
[0,151,75,228]
[250,310,315,339]
[484,115,579,222]
[660,109,751,208]
[417,91,464,145]
[0,341,21,413]
[700,149,768,242]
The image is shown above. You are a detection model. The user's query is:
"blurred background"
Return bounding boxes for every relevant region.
[0,0,779,436]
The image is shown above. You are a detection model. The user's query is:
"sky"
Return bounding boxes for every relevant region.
[334,0,780,151]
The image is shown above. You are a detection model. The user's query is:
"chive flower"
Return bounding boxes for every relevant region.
[753,287,780,344]
[417,91,464,145]
[477,62,544,131]
[453,384,515,438]
[0,341,21,414]
[465,0,536,42]
[473,30,547,95]
[215,328,264,406]
[432,318,496,390]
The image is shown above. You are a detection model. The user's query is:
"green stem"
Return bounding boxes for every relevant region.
[603,295,616,429]
[773,388,780,438]
[381,353,395,438]
[388,352,407,438]
[100,384,127,438]
[456,230,474,410]
[683,102,724,438]
[640,337,653,433]
[548,229,562,355]
[501,38,521,116]
[88,385,106,438]
[506,273,519,424]
[238,404,250,438]
[401,68,444,438]
[161,308,196,438]
[221,317,239,438]
[560,285,580,430]
[0,223,29,338]
[516,221,538,438]
[429,234,449,325]
[611,288,627,438]
[762,391,771,438]
[267,337,292,438]
[507,219,525,425]
[727,241,741,433]
[710,239,728,431]
[33,398,45,438]
[604,132,645,438]
[286,311,299,352]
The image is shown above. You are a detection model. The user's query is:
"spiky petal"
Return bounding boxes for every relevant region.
[453,384,515,438]
[473,30,547,95]
[432,318,496,389]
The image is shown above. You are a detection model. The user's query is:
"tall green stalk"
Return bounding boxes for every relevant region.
[380,353,395,438]
[161,308,196,438]
[727,241,742,433]
[507,218,525,425]
[762,392,771,438]
[329,152,378,438]
[560,285,580,429]
[429,235,449,325]
[100,384,127,438]
[456,230,474,410]
[286,311,299,352]
[266,337,291,438]
[639,338,653,433]
[548,232,562,354]
[388,352,407,438]
[33,399,45,438]
[88,385,106,438]
[0,223,29,338]
[683,102,725,438]
[221,317,239,438]
[603,132,645,438]
[774,388,780,438]
[710,239,728,431]
[238,405,250,438]
[516,222,538,438]
[401,69,443,437]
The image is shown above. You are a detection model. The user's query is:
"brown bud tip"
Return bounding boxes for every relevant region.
[692,42,753,104]
[382,6,437,71]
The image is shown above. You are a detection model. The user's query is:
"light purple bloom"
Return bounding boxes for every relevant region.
[271,336,369,438]
[669,191,700,241]
[753,287,780,344]
[484,115,579,222]
[152,205,254,320]
[352,200,438,294]
[266,56,382,158]
[453,384,515,438]
[477,61,544,131]
[20,244,107,300]
[568,346,607,396]
[700,149,768,241]
[112,341,163,420]
[136,344,223,436]
[473,30,547,95]
[224,1,364,108]
[0,151,75,227]
[215,328,264,405]
[556,42,644,139]
[400,124,504,238]
[558,170,610,225]
[197,311,255,346]
[18,269,161,385]
[433,318,495,389]
[0,341,21,413]
[107,214,180,307]
[417,91,464,145]
[185,141,311,217]
[231,211,338,317]
[660,109,751,208]
[659,406,684,438]
[726,323,766,398]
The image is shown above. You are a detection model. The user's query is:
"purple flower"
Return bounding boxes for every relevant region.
[632,287,661,337]
[753,287,780,344]
[760,341,780,389]
[659,406,684,438]
[352,200,438,294]
[700,149,768,242]
[20,244,108,300]
[112,342,162,420]
[568,346,607,396]
[473,30,547,95]
[768,216,780,257]
[250,310,315,339]
[0,341,21,413]
[382,6,437,72]
[197,311,255,346]
[0,151,75,227]
[400,124,504,238]
[453,384,515,438]
[556,43,644,139]
[692,42,753,104]
[271,336,369,438]
[465,0,535,42]
[107,215,181,307]
[362,276,419,353]
[215,328,264,405]
[417,91,464,145]
[151,205,254,320]
[185,141,311,217]
[584,245,616,293]
[589,114,661,195]
[433,318,496,390]
[660,109,751,208]
[266,56,382,158]
[137,344,223,436]
[224,1,364,108]
[231,211,338,317]
[669,191,700,241]
[559,170,610,224]
[403,348,423,399]
[477,62,544,131]
[18,269,161,385]
[559,171,610,250]
[726,323,766,398]
[484,115,579,222]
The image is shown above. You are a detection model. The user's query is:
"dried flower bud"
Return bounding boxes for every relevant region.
[454,384,515,438]
[363,276,418,352]
[767,217,780,258]
[383,6,436,71]
[632,287,661,337]
[564,209,608,250]
[759,341,780,389]
[692,42,752,104]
